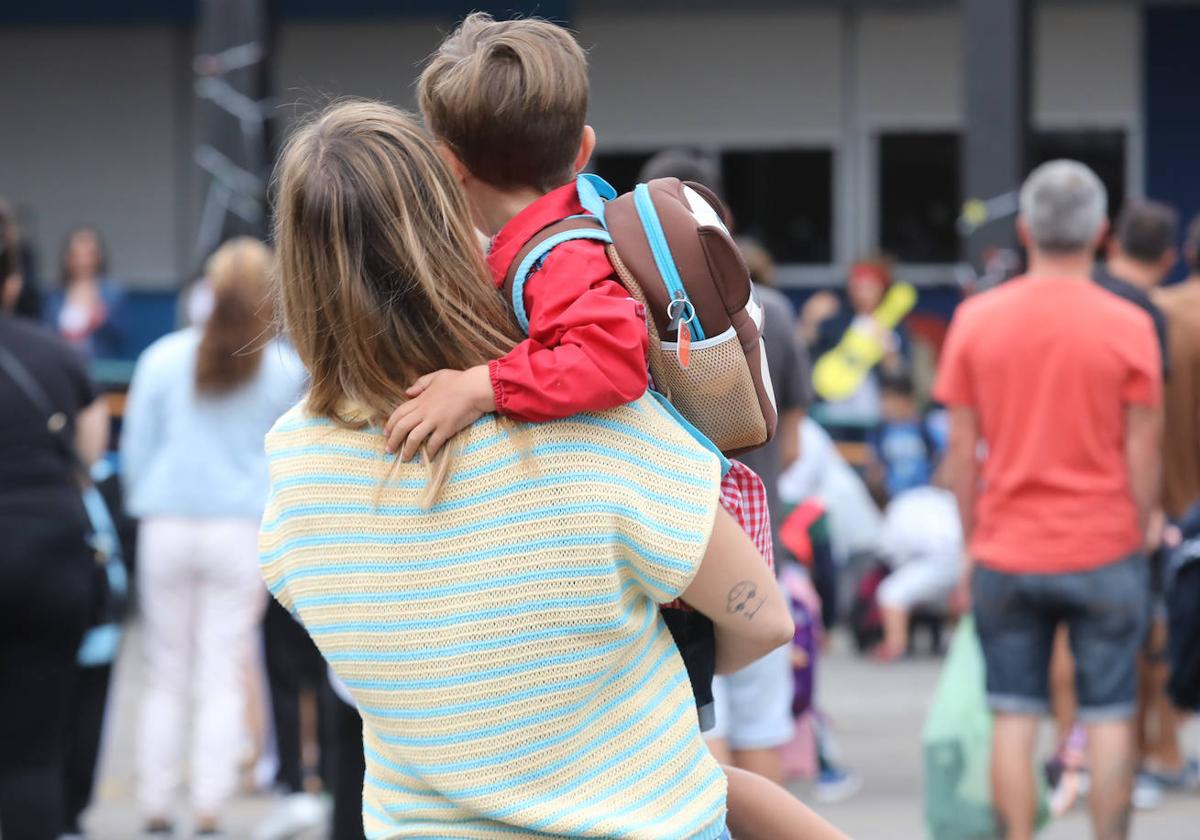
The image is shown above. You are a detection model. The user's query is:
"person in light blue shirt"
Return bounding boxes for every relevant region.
[119,238,305,837]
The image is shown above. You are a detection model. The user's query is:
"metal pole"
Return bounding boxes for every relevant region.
[961,0,1030,276]
[193,0,276,265]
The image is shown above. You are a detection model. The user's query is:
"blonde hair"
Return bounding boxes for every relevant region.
[418,12,588,192]
[272,100,523,503]
[195,237,273,393]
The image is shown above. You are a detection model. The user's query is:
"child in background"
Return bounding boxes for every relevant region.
[382,13,847,840]
[867,369,936,502]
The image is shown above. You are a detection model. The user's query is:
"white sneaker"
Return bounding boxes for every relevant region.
[814,767,862,803]
[252,792,328,840]
[1132,773,1165,811]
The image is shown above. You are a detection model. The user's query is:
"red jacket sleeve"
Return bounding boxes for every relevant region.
[489,239,649,423]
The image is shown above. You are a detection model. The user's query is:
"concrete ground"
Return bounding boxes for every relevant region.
[83,630,1200,840]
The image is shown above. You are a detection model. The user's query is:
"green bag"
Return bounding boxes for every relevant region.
[923,618,1050,839]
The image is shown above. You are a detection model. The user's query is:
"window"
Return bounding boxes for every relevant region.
[592,148,835,264]
[721,149,833,264]
[878,133,962,263]
[1031,130,1127,220]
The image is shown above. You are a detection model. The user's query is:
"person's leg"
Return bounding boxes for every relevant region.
[704,675,734,766]
[1066,554,1149,840]
[971,564,1056,840]
[62,662,114,833]
[1137,619,1183,773]
[725,643,794,784]
[1085,720,1136,840]
[877,605,910,659]
[324,681,366,840]
[264,597,308,793]
[0,635,80,840]
[136,516,196,827]
[990,714,1040,840]
[723,766,849,840]
[192,518,268,829]
[1049,626,1077,741]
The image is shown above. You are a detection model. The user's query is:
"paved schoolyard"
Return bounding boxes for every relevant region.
[84,629,1200,839]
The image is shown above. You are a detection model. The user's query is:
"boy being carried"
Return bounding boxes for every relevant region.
[384,13,845,840]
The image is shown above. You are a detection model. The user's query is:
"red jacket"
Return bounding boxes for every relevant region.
[485,182,649,423]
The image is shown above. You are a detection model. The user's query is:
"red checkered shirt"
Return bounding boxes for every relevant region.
[663,460,773,609]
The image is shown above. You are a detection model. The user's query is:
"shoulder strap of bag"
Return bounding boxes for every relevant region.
[0,342,87,475]
[503,216,612,335]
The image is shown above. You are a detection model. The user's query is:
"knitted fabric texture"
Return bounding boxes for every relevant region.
[260,394,728,839]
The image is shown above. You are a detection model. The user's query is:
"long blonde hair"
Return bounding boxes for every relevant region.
[272,100,523,501]
[195,237,273,392]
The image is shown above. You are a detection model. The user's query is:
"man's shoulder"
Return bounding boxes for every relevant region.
[754,284,794,313]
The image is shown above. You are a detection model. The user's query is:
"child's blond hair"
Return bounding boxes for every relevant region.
[418,12,588,193]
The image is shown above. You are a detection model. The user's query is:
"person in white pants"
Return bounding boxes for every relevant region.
[120,238,306,837]
[136,518,265,821]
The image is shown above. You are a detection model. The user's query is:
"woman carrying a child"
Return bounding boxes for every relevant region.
[264,97,852,839]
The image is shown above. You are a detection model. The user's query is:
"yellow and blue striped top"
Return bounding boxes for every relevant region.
[259,394,727,839]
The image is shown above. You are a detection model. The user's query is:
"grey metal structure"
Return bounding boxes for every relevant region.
[193,0,276,266]
[961,0,1031,275]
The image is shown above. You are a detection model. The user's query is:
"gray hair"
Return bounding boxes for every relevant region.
[1018,160,1108,255]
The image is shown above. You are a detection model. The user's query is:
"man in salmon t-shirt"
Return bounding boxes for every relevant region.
[936,160,1163,840]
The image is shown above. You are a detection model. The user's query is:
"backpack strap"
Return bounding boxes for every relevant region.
[503,216,612,335]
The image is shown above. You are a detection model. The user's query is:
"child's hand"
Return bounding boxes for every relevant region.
[384,365,496,462]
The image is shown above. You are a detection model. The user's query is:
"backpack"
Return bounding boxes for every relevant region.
[503,174,778,456]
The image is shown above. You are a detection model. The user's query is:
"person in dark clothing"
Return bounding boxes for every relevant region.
[1094,200,1178,381]
[323,675,367,840]
[0,217,110,840]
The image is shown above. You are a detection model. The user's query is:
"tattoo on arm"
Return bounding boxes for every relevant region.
[727,581,767,620]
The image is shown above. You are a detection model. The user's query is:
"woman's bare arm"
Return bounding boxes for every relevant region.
[74,397,110,469]
[681,507,793,674]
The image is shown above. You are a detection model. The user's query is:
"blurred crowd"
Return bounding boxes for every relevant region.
[2,110,1200,840]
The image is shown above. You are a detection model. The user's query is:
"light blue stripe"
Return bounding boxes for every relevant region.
[269,442,390,464]
[382,799,460,814]
[283,546,681,610]
[269,469,710,517]
[270,561,610,601]
[369,641,678,749]
[261,499,701,544]
[343,606,656,693]
[352,608,659,719]
[261,529,697,579]
[324,616,624,666]
[306,582,638,636]
[270,409,715,482]
[568,413,712,464]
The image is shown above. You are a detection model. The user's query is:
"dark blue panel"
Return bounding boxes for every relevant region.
[119,291,180,361]
[1145,7,1200,284]
[0,0,571,26]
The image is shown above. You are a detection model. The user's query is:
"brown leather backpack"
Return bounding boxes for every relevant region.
[503,174,777,456]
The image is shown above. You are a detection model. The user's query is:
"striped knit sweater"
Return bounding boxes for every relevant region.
[259,394,728,839]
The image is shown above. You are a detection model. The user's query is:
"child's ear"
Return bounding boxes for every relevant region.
[573,125,596,174]
[436,142,471,186]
